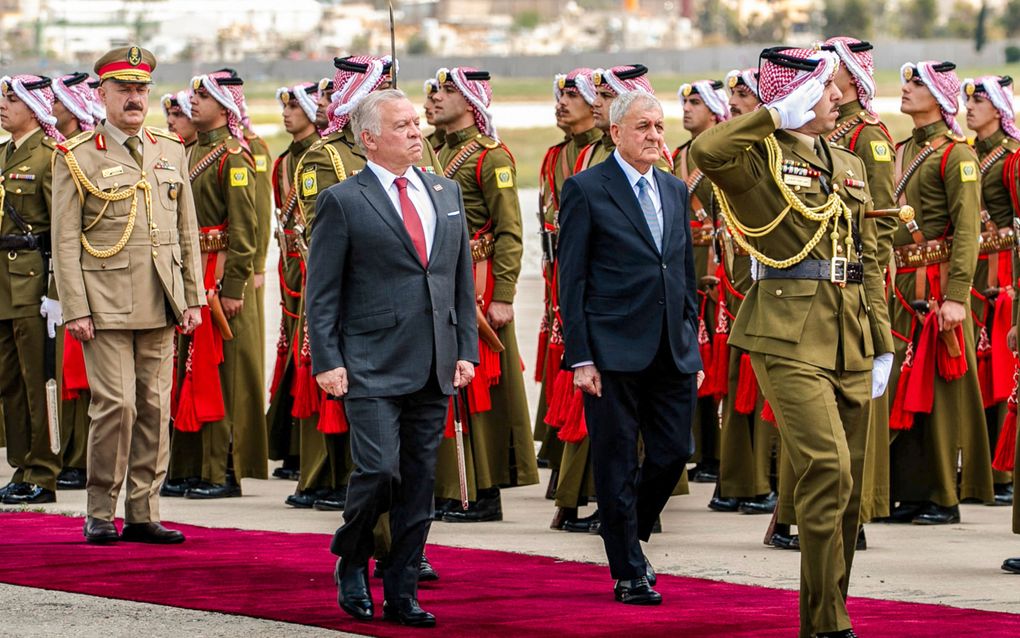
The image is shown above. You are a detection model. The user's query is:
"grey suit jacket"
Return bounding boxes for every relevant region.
[305,165,479,398]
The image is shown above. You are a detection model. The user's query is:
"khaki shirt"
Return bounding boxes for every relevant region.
[691,107,894,371]
[51,123,205,329]
[0,128,54,320]
[439,125,524,303]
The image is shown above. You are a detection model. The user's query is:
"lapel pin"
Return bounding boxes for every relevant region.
[433,184,443,191]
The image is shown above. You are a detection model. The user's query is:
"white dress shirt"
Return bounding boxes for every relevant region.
[613,149,662,233]
[366,160,438,258]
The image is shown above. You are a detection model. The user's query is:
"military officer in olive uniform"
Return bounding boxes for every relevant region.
[167,68,267,498]
[51,71,105,492]
[423,79,445,152]
[428,67,539,523]
[52,46,204,543]
[887,61,993,524]
[263,81,324,507]
[0,74,63,505]
[162,90,197,148]
[961,74,1019,506]
[692,47,894,638]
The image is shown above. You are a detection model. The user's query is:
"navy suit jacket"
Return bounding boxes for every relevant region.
[305,166,479,398]
[557,156,701,374]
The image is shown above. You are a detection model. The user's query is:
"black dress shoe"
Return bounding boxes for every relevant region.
[442,493,502,522]
[382,598,436,627]
[0,482,27,499]
[433,498,457,521]
[57,468,87,490]
[160,477,200,498]
[550,506,577,530]
[878,501,924,523]
[272,466,300,481]
[335,558,373,621]
[2,484,55,504]
[1002,557,1020,574]
[771,531,800,550]
[185,481,242,499]
[739,492,777,515]
[993,483,1014,506]
[644,557,656,586]
[613,576,662,605]
[855,526,867,551]
[816,630,857,638]
[912,503,960,525]
[563,510,599,533]
[418,553,439,582]
[537,457,550,469]
[121,522,186,544]
[708,496,742,512]
[286,488,330,509]
[313,491,347,511]
[83,517,119,544]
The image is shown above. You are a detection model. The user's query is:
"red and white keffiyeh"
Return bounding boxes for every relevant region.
[436,67,497,139]
[902,60,963,137]
[554,68,597,105]
[191,70,248,143]
[0,74,63,141]
[758,48,839,108]
[962,75,1020,141]
[678,80,730,122]
[53,72,100,131]
[323,55,394,137]
[594,64,654,96]
[823,37,877,116]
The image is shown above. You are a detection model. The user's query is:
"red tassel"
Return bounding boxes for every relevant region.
[556,389,588,443]
[317,395,348,434]
[734,353,758,415]
[904,313,939,414]
[976,326,995,409]
[535,321,549,383]
[544,340,565,402]
[991,293,1016,403]
[174,376,201,432]
[268,322,290,398]
[291,323,320,419]
[936,324,968,382]
[697,317,712,398]
[545,369,575,428]
[992,410,1017,472]
[443,394,470,438]
[61,331,89,400]
[761,400,776,425]
[889,344,916,430]
[479,341,502,386]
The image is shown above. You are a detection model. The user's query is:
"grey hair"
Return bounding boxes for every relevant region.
[350,88,410,151]
[609,90,661,126]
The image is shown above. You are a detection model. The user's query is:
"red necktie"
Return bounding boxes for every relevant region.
[394,176,428,265]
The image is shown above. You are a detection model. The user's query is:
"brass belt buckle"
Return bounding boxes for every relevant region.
[830,257,848,286]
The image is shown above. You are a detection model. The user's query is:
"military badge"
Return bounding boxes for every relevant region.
[128,46,142,66]
[229,167,249,187]
[301,170,317,196]
[960,161,977,182]
[154,158,176,171]
[421,165,436,174]
[495,166,514,189]
[255,155,268,173]
[727,75,738,89]
[102,166,125,177]
[681,84,693,97]
[870,140,891,162]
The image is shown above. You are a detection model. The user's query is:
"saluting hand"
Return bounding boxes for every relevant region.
[66,317,95,342]
[574,364,602,398]
[316,367,348,398]
[180,307,202,335]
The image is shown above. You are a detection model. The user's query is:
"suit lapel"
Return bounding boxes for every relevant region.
[417,169,448,266]
[357,168,424,267]
[654,169,675,255]
[601,158,659,255]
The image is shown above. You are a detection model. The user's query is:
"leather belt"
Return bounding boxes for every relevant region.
[0,232,48,252]
[470,232,495,263]
[199,230,230,253]
[979,227,1016,255]
[893,238,951,269]
[755,258,863,285]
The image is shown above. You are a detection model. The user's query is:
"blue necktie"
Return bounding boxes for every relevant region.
[636,176,662,252]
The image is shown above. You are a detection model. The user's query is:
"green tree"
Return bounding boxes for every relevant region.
[902,0,937,38]
[1004,0,1020,38]
[975,1,988,51]
[823,0,872,39]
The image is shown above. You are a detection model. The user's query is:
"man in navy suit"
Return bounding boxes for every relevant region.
[557,90,701,605]
[305,89,478,627]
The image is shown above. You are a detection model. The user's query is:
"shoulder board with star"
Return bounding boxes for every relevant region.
[55,130,95,153]
[146,126,184,144]
[475,133,499,150]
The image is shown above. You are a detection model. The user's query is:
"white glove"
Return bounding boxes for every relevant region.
[770,79,824,130]
[40,296,63,339]
[749,255,759,281]
[871,352,894,399]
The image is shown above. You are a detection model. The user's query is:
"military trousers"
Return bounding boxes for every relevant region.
[0,315,60,490]
[81,325,174,523]
[751,353,869,638]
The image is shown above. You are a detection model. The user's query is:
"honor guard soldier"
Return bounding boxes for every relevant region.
[263,81,328,507]
[575,65,658,171]
[726,68,760,117]
[554,69,602,194]
[162,90,197,149]
[819,37,897,541]
[428,67,539,522]
[692,46,894,638]
[168,69,267,499]
[887,61,993,524]
[51,71,105,492]
[423,79,445,152]
[0,74,64,505]
[52,45,204,543]
[674,79,729,488]
[961,74,1020,506]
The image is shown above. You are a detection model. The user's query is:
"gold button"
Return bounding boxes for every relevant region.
[832,184,840,192]
[776,289,783,296]
[141,171,147,178]
[100,263,106,269]
[152,250,158,258]
[794,185,801,192]
[28,270,34,276]
[15,188,21,194]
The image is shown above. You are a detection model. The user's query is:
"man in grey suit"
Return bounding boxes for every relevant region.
[305,89,478,628]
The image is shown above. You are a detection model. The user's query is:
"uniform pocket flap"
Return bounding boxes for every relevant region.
[81,251,130,272]
[7,251,43,276]
[344,310,397,335]
[758,278,818,299]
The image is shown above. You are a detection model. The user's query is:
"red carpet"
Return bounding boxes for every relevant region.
[0,512,1016,637]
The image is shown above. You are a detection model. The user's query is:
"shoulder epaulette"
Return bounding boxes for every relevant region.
[476,133,499,150]
[946,131,966,143]
[56,130,95,153]
[225,137,244,154]
[146,126,184,144]
[41,136,57,150]
[860,111,881,125]
[307,137,327,153]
